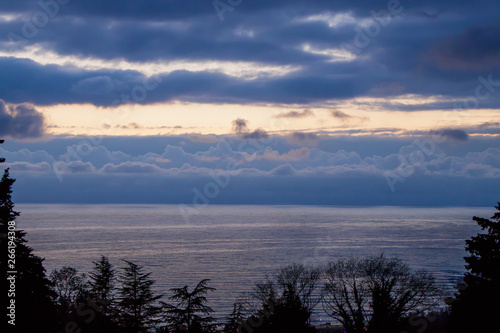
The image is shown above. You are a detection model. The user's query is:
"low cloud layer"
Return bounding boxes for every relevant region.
[1,134,498,205]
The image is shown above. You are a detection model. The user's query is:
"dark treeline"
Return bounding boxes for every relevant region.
[42,254,444,333]
[1,140,499,333]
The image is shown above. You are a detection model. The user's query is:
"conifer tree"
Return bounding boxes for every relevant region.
[89,255,116,316]
[223,301,246,333]
[0,139,56,332]
[117,260,162,332]
[163,279,217,333]
[448,203,500,332]
[87,256,119,332]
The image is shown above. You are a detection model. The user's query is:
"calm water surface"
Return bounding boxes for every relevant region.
[15,204,493,323]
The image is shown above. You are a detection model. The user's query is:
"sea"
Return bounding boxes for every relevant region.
[15,204,494,324]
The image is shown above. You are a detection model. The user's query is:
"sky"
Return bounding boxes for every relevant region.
[0,0,499,206]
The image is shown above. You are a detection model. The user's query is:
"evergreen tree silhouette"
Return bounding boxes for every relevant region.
[117,260,162,332]
[87,256,120,332]
[89,256,117,316]
[163,279,217,333]
[223,301,246,333]
[448,203,500,332]
[0,139,56,333]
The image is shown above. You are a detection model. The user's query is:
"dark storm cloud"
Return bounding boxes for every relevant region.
[0,99,45,138]
[0,0,499,108]
[0,57,374,106]
[0,0,492,22]
[430,22,500,71]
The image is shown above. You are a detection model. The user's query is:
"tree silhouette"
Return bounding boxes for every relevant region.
[240,263,320,333]
[448,203,500,332]
[50,266,97,332]
[223,301,246,333]
[322,257,369,333]
[85,256,120,332]
[117,260,162,332]
[163,279,217,333]
[364,255,438,333]
[0,139,56,332]
[322,255,438,333]
[89,256,116,316]
[50,266,89,310]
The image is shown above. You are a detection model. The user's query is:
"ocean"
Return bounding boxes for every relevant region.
[15,204,493,324]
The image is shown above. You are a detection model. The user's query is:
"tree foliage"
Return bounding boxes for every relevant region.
[89,255,116,316]
[0,139,56,332]
[239,263,320,333]
[163,279,217,333]
[322,257,369,333]
[117,260,162,332]
[223,301,246,333]
[82,256,120,332]
[50,266,89,310]
[322,255,438,333]
[448,203,500,332]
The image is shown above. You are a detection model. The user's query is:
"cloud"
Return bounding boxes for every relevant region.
[0,1,498,112]
[187,134,220,143]
[59,144,132,168]
[54,161,96,174]
[287,132,319,147]
[231,118,269,140]
[270,164,297,176]
[119,122,142,129]
[251,147,310,162]
[430,22,500,71]
[431,129,469,141]
[330,110,352,119]
[2,134,499,205]
[0,100,46,139]
[232,118,249,134]
[4,135,499,179]
[101,161,163,174]
[274,109,314,118]
[241,129,270,140]
[70,76,125,96]
[4,161,52,172]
